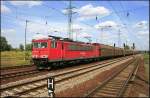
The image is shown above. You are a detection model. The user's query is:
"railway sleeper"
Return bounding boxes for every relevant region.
[105,84,123,88]
[13,88,23,93]
[103,86,122,90]
[22,86,30,90]
[106,82,124,86]
[34,82,45,86]
[26,84,38,88]
[3,91,14,96]
[98,89,118,95]
[112,77,129,81]
[115,75,130,79]
[108,80,124,84]
[94,93,115,97]
[100,87,119,92]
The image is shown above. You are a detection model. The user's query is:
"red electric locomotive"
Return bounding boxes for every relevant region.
[32,35,99,69]
[32,35,136,70]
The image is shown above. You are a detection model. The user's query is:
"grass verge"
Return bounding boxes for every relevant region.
[0,51,32,68]
[143,53,149,80]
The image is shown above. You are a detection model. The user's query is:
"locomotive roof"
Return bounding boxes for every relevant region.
[32,35,92,45]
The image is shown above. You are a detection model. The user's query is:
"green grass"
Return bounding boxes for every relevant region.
[143,53,149,80]
[0,51,32,68]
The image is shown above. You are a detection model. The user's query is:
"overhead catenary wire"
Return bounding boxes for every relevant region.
[107,1,145,50]
[44,1,149,46]
[3,15,59,33]
[119,1,147,50]
[118,1,147,50]
[2,1,148,49]
[3,2,147,31]
[3,2,147,25]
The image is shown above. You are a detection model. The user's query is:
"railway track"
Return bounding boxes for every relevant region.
[0,64,37,79]
[0,56,133,97]
[0,64,33,71]
[0,56,128,82]
[0,70,39,79]
[84,56,140,97]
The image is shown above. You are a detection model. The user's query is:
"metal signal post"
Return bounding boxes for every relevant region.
[24,20,29,60]
[47,77,55,97]
[118,29,121,47]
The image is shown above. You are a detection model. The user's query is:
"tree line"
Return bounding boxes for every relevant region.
[0,36,32,51]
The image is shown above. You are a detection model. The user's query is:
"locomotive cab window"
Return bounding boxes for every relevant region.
[51,40,57,48]
[33,42,39,48]
[41,42,47,48]
[33,42,47,48]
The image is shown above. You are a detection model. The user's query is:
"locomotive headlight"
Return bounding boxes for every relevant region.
[40,55,48,58]
[32,55,37,58]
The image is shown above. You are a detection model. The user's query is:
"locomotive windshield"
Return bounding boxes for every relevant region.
[33,42,47,48]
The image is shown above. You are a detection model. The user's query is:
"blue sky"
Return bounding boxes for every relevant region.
[1,0,149,50]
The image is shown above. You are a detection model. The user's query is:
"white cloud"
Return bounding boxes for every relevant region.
[33,33,48,40]
[72,32,92,42]
[62,8,77,15]
[71,23,94,41]
[136,30,149,50]
[134,21,149,30]
[137,30,149,36]
[80,32,92,38]
[63,4,110,21]
[18,18,68,38]
[95,21,118,29]
[79,4,109,15]
[27,22,47,34]
[1,4,11,13]
[26,20,94,42]
[9,1,42,7]
[1,29,16,34]
[72,24,87,32]
[78,4,110,20]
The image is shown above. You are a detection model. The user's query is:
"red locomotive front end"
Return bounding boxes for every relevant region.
[32,35,65,69]
[32,39,50,69]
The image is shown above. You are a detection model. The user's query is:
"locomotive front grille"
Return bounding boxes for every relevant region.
[33,58,48,65]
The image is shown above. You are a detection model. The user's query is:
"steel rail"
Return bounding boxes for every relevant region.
[84,56,138,97]
[1,56,128,90]
[117,58,140,97]
[0,70,39,79]
[15,57,132,96]
[0,56,129,80]
[0,56,131,97]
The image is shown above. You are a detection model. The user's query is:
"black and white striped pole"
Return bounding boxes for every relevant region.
[47,77,55,97]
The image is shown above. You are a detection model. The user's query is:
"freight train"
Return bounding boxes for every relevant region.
[32,35,137,70]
